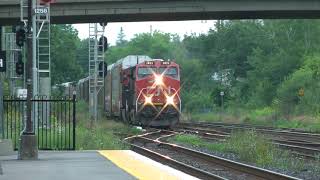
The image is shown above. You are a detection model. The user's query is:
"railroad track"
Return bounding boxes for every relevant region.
[175,125,320,159]
[179,122,320,142]
[124,130,300,180]
[181,122,316,134]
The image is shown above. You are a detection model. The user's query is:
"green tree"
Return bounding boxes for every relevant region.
[51,25,83,84]
[76,38,89,77]
[116,27,127,46]
[277,55,320,117]
[106,31,177,63]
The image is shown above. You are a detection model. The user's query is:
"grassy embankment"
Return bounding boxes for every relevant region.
[76,100,141,150]
[169,131,320,172]
[186,107,320,132]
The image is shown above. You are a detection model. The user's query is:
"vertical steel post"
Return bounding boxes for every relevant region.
[220,92,224,121]
[18,0,38,159]
[32,0,38,129]
[72,92,76,150]
[0,75,4,139]
[0,28,4,139]
[25,0,33,134]
[94,23,98,122]
[88,24,105,122]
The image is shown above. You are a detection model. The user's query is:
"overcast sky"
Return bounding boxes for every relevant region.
[73,20,216,45]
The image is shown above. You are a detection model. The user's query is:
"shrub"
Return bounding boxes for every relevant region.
[277,55,320,118]
[226,130,274,165]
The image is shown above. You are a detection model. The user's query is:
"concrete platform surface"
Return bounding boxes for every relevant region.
[99,150,198,180]
[0,151,136,180]
[0,139,15,156]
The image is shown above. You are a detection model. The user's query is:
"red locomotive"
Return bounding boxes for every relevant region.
[75,55,181,127]
[105,55,181,127]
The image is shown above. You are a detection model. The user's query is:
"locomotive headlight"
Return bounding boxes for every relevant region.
[154,74,163,86]
[145,96,152,104]
[166,95,174,105]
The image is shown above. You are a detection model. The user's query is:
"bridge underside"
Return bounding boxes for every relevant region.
[0,0,320,25]
[19,11,320,25]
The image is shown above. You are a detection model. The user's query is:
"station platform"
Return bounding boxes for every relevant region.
[0,150,198,180]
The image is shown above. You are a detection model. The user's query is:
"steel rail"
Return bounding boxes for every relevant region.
[275,143,320,157]
[130,143,226,180]
[179,122,316,134]
[128,135,300,180]
[179,122,320,141]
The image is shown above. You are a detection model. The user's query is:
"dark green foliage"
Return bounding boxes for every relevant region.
[76,38,89,77]
[116,27,128,46]
[101,20,320,118]
[49,20,320,120]
[106,31,178,64]
[277,55,320,117]
[51,25,84,85]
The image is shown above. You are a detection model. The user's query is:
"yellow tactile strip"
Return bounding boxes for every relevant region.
[98,150,197,180]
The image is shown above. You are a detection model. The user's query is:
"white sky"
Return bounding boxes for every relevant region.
[73,20,216,45]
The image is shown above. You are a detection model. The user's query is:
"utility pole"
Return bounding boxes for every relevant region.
[19,0,38,160]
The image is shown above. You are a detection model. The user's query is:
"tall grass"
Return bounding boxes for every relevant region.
[170,131,320,171]
[75,100,141,150]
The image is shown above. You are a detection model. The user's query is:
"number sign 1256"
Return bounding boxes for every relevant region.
[34,8,48,14]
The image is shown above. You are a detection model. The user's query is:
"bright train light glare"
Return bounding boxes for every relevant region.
[145,96,152,104]
[154,74,163,86]
[166,95,174,105]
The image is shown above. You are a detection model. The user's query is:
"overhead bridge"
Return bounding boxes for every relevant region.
[0,0,320,25]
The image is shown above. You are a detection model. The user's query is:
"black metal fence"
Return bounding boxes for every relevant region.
[1,95,76,150]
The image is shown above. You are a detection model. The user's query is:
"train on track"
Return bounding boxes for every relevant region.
[62,55,181,127]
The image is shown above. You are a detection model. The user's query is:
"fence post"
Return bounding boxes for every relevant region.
[0,79,3,139]
[72,92,76,150]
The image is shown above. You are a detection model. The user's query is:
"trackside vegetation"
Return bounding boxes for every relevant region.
[2,20,318,139]
[102,20,320,129]
[169,131,320,173]
[190,107,320,132]
[76,100,141,150]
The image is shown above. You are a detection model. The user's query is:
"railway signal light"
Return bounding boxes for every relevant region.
[98,36,108,52]
[98,62,108,77]
[16,53,24,75]
[16,28,26,47]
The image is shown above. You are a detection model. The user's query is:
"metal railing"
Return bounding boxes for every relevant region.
[1,95,76,150]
